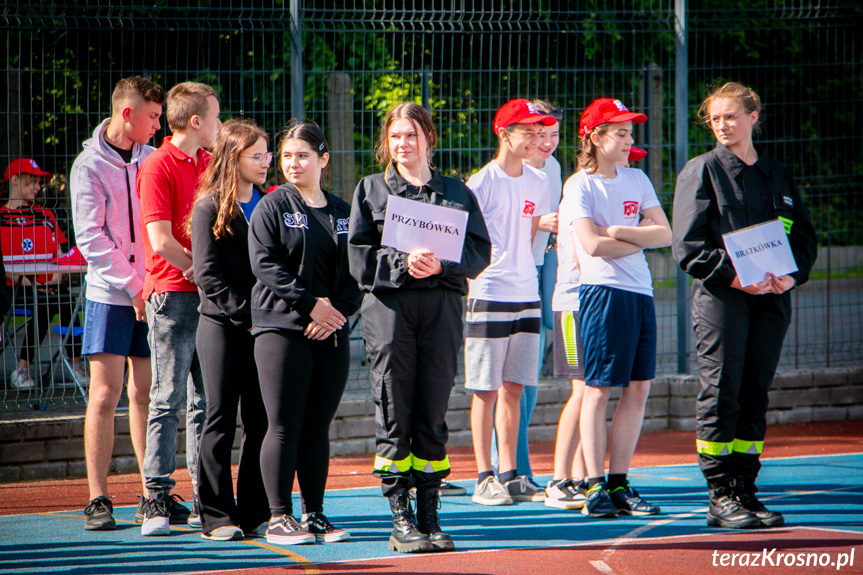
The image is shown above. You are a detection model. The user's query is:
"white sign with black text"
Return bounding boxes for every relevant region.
[381,195,468,263]
[722,219,798,287]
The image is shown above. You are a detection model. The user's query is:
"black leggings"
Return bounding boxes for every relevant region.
[256,328,350,516]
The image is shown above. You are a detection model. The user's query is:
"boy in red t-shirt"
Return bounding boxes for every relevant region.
[136,82,221,536]
[2,158,84,389]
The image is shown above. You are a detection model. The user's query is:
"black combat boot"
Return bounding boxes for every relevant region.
[706,479,761,529]
[734,476,785,528]
[415,487,455,552]
[387,491,433,553]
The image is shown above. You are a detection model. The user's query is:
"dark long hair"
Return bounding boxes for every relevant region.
[278,120,331,190]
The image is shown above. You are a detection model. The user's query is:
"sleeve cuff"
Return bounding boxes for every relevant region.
[295,291,318,316]
[123,277,145,300]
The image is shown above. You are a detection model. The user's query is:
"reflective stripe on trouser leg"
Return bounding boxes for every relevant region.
[411,454,450,474]
[374,454,412,475]
[696,439,734,457]
[732,438,763,455]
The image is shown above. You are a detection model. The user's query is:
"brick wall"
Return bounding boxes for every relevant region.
[2,365,861,483]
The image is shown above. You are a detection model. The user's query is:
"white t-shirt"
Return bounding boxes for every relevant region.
[466,160,550,302]
[567,167,661,297]
[552,182,581,311]
[530,155,563,266]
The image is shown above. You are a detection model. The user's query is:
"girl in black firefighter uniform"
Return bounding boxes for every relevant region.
[348,103,491,553]
[249,122,362,546]
[672,83,817,529]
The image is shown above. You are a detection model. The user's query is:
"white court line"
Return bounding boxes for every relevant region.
[592,483,863,571]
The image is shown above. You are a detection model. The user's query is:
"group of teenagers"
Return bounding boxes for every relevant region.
[57,73,815,553]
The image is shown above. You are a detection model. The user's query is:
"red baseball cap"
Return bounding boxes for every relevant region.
[4,158,53,181]
[579,99,647,137]
[494,99,557,132]
[628,146,647,162]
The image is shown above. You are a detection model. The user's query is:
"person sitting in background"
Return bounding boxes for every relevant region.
[2,158,85,389]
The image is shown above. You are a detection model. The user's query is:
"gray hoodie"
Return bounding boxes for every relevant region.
[70,119,152,306]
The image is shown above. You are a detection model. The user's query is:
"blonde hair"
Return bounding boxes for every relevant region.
[111,76,166,114]
[698,82,762,133]
[188,119,268,241]
[375,103,438,168]
[166,82,218,132]
[576,123,611,174]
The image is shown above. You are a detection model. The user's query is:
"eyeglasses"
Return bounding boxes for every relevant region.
[240,152,273,165]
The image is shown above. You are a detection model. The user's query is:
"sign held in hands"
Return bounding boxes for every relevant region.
[381,195,468,263]
[722,219,798,287]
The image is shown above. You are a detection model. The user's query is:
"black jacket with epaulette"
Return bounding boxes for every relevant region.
[348,164,491,294]
[672,144,817,287]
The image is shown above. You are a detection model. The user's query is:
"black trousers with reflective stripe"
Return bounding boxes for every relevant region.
[361,288,461,496]
[692,280,791,483]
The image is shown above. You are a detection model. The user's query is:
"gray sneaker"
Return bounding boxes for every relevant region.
[134,495,146,523]
[471,476,514,506]
[84,496,115,531]
[505,475,546,502]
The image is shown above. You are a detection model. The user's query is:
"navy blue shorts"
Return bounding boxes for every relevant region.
[578,285,656,387]
[82,299,151,358]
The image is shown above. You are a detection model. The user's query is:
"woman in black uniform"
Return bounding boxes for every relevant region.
[348,103,491,553]
[190,119,270,541]
[249,121,362,546]
[672,82,817,529]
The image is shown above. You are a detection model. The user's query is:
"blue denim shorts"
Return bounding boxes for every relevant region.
[82,299,151,358]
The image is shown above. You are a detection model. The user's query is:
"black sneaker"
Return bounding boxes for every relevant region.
[187,496,202,529]
[134,495,146,524]
[302,512,350,542]
[166,493,191,525]
[141,495,170,536]
[581,483,618,518]
[84,496,115,531]
[609,482,661,516]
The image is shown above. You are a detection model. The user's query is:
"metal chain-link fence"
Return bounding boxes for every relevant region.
[1,1,861,413]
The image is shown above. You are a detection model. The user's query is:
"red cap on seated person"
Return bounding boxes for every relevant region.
[629,146,647,162]
[579,99,647,137]
[494,99,558,132]
[4,158,53,181]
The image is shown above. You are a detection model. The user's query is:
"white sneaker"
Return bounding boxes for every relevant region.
[140,496,171,536]
[201,525,243,541]
[10,367,35,390]
[471,476,514,506]
[545,478,587,510]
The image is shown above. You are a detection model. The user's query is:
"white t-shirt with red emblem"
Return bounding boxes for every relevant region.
[466,160,550,302]
[566,167,660,297]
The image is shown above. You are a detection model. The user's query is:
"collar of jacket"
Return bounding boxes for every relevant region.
[713,143,771,178]
[278,182,335,209]
[385,163,447,197]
